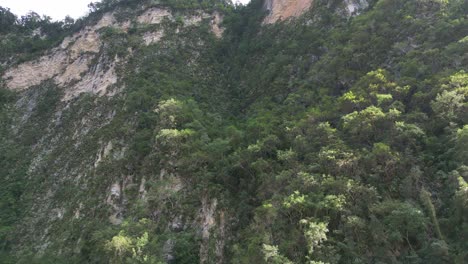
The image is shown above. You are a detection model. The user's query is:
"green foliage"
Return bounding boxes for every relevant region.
[420,189,443,240]
[0,8,77,64]
[262,244,294,264]
[455,125,468,164]
[0,7,16,34]
[300,219,328,256]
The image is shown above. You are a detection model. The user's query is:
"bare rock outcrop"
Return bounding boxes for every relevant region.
[263,0,314,24]
[2,7,224,100]
[344,0,369,16]
[262,0,368,24]
[2,11,123,100]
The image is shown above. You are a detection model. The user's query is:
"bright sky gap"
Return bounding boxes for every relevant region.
[0,0,252,21]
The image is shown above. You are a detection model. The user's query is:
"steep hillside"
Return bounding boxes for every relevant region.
[0,0,467,263]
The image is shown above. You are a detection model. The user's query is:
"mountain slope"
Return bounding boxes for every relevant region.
[0,0,467,263]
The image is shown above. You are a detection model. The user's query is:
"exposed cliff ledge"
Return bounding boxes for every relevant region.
[2,7,223,101]
[263,0,314,24]
[2,11,123,98]
[262,0,368,24]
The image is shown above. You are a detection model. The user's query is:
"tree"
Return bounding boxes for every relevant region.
[431,71,468,123]
[20,11,41,30]
[63,15,75,30]
[262,244,294,264]
[455,125,468,164]
[370,201,428,255]
[431,90,465,121]
[0,7,17,34]
[339,69,409,112]
[342,106,400,145]
[300,220,328,255]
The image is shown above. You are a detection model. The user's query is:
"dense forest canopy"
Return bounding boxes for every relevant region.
[0,0,467,263]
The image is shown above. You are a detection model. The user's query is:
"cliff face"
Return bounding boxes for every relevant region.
[1,3,227,263]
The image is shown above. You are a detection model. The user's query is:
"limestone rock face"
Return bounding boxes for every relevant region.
[263,0,314,24]
[2,11,124,100]
[2,7,224,101]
